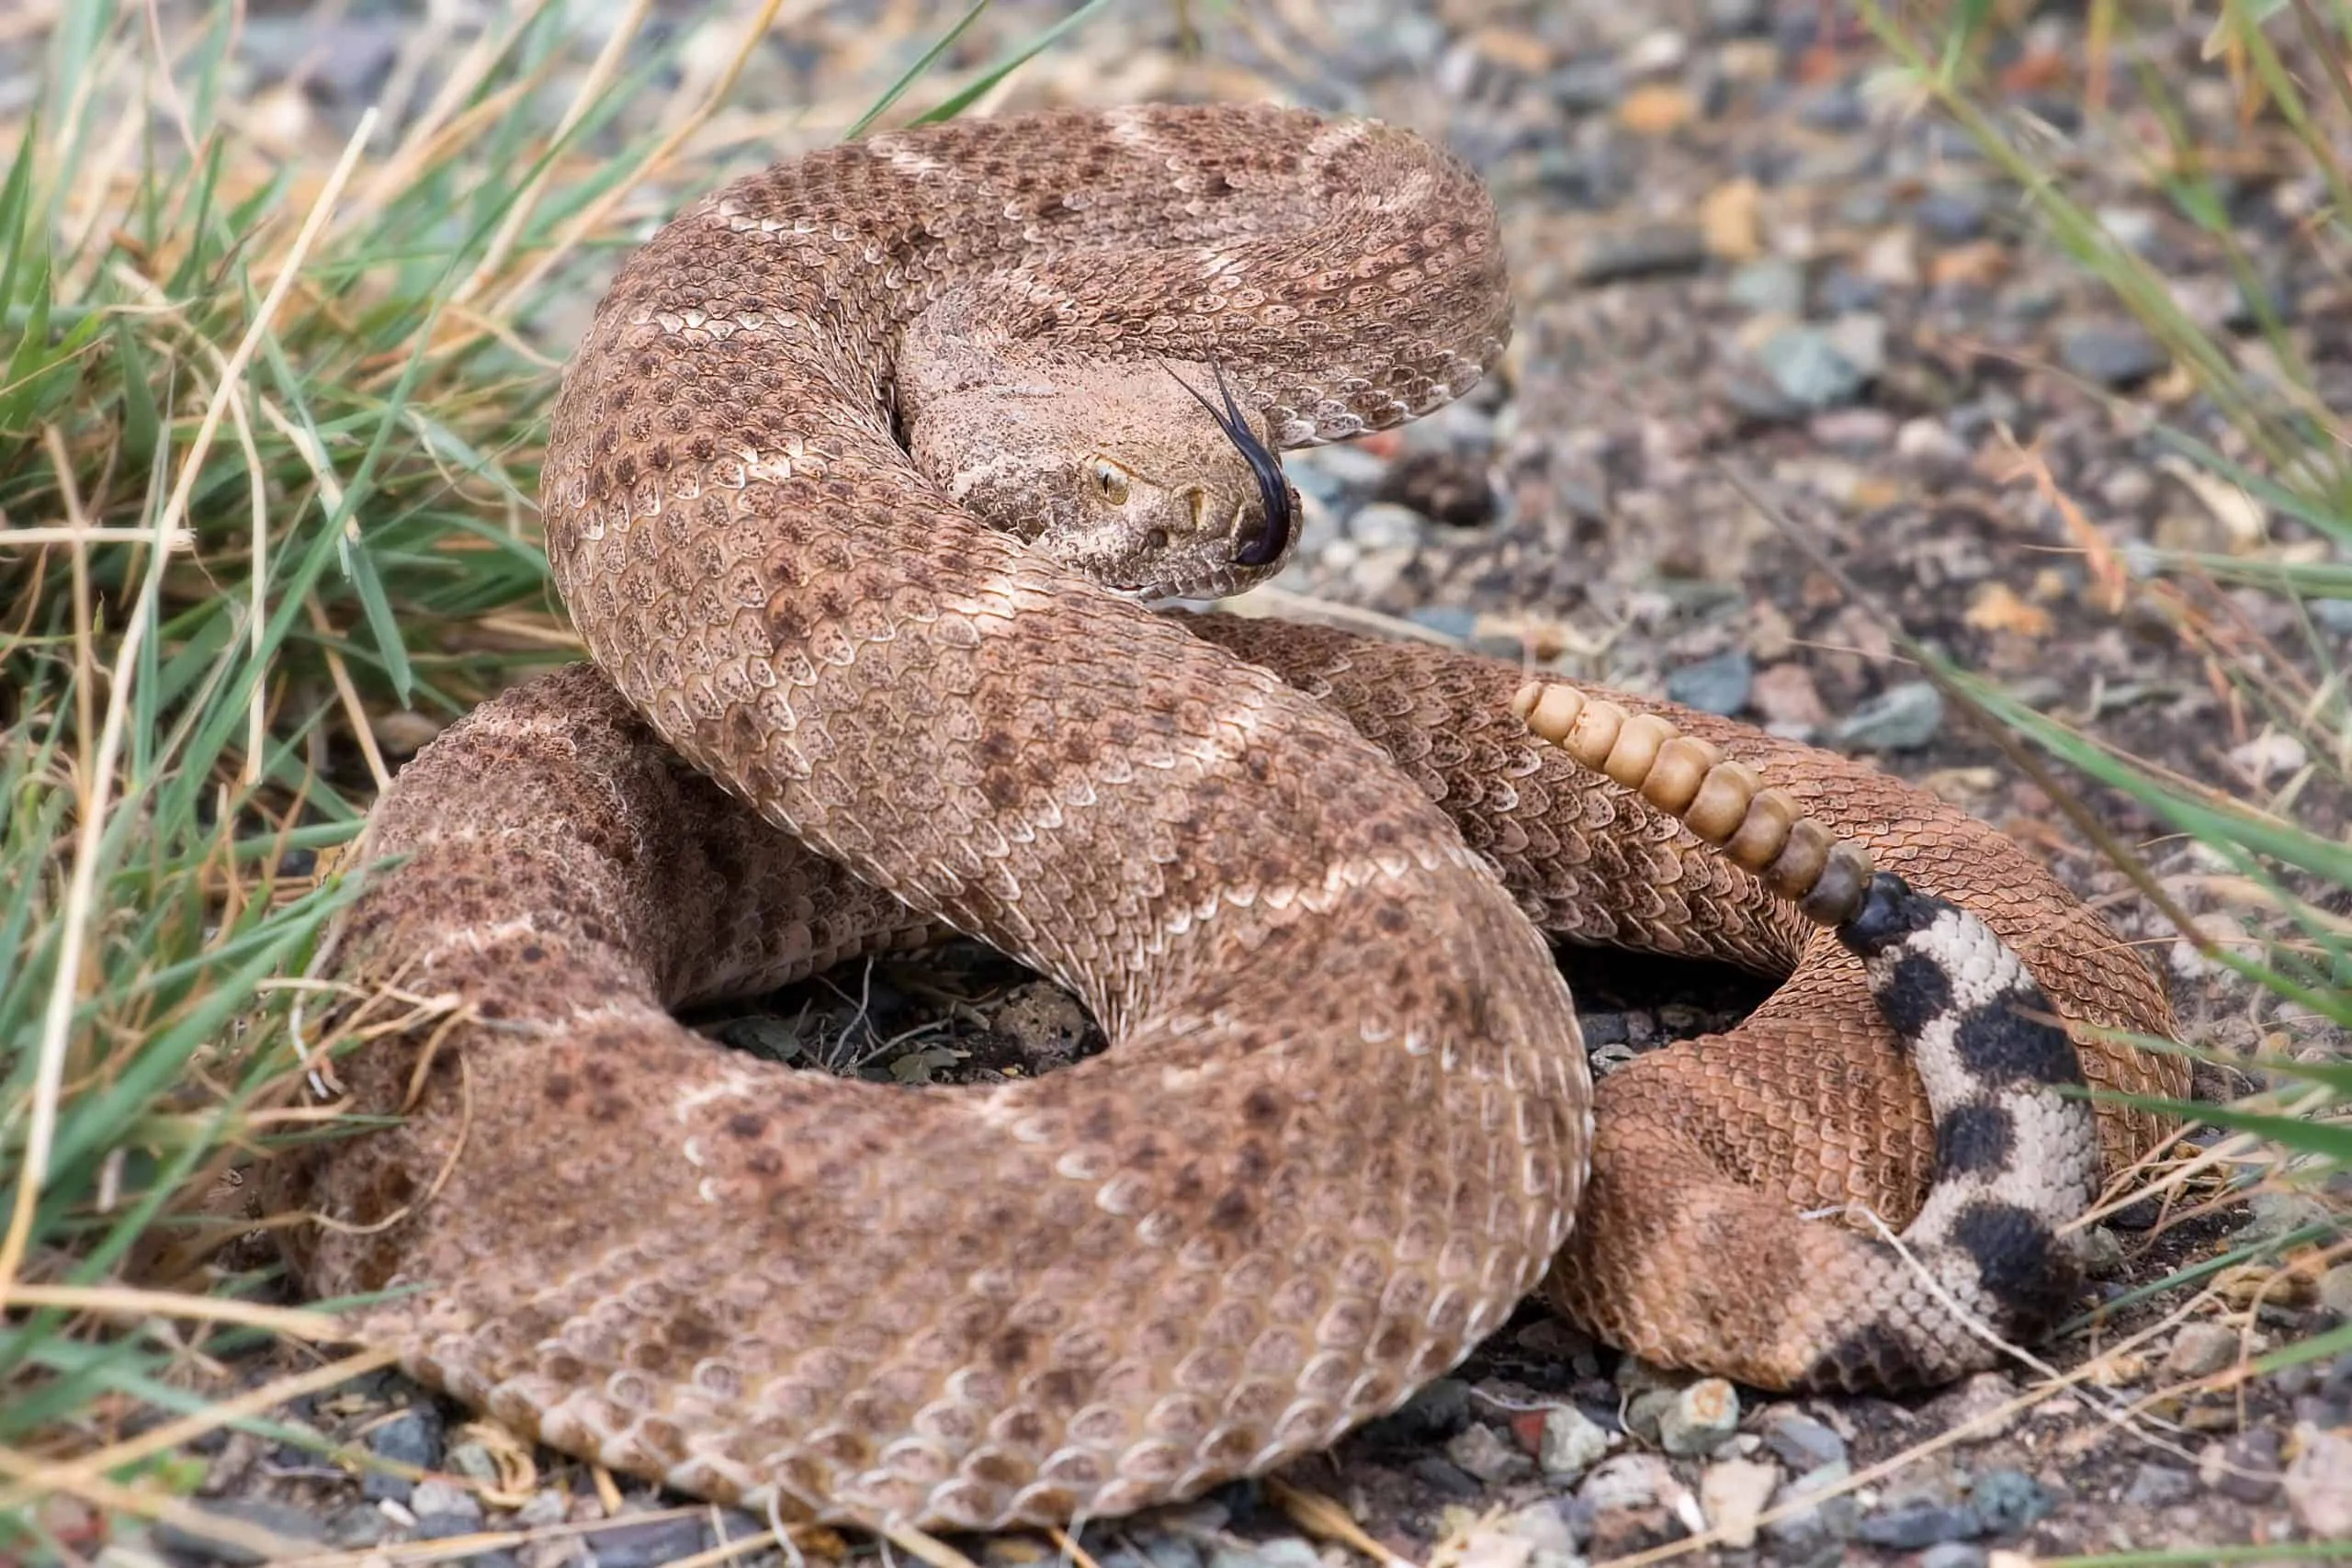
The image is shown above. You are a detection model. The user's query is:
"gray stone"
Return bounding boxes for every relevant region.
[1810,408,1896,451]
[1726,258,1806,317]
[2320,1261,2352,1317]
[1623,1387,1678,1444]
[1832,680,1945,751]
[1760,1409,1848,1471]
[1550,60,1625,115]
[409,1479,481,1540]
[585,1514,711,1568]
[1915,188,1989,242]
[1207,1540,1317,1568]
[2164,1321,2241,1381]
[1665,649,1752,716]
[153,1500,324,1565]
[447,1439,503,1483]
[1824,312,1888,378]
[1857,1499,1981,1549]
[2284,1424,2352,1538]
[1101,1532,1205,1568]
[1922,1546,1987,1568]
[2078,1224,2126,1278]
[1756,322,1874,409]
[2243,1189,2337,1243]
[1818,267,1883,313]
[1573,225,1709,284]
[1540,1405,1612,1480]
[2058,323,2168,387]
[1447,1420,1532,1483]
[1763,1461,1859,1557]
[361,1406,441,1503]
[1410,1454,1487,1499]
[2097,206,2160,254]
[1657,1378,1739,1456]
[2121,1461,2196,1507]
[1970,1470,2054,1535]
[1798,82,1865,130]
[2207,1427,2284,1504]
[1348,501,1424,550]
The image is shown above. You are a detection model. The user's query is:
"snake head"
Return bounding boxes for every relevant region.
[901,339,1303,602]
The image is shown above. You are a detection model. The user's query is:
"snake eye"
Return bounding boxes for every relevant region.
[1092,460,1131,505]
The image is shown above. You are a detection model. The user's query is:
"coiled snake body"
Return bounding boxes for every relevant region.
[278,104,2185,1531]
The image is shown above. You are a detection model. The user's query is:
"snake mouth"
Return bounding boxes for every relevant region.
[1164,359,1295,569]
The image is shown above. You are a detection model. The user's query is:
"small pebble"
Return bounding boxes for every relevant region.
[1498,1498,1580,1557]
[1207,1540,1317,1568]
[2164,1321,2241,1381]
[1410,1454,1487,1500]
[2121,1461,2196,1508]
[1348,501,1424,550]
[447,1439,503,1484]
[1551,59,1626,115]
[2077,1225,2125,1278]
[1760,1409,1848,1471]
[2057,322,2168,387]
[1831,679,1945,751]
[2242,1189,2337,1243]
[1756,324,1869,408]
[2319,1262,2352,1318]
[1763,1461,1859,1556]
[361,1407,441,1504]
[1574,224,1710,284]
[586,1515,715,1568]
[1726,257,1806,316]
[2283,1423,2352,1537]
[1970,1470,2054,1535]
[1657,1378,1739,1456]
[1540,1404,1613,1480]
[1896,416,1969,470]
[1448,1421,1532,1483]
[2096,205,2160,254]
[1858,1498,1982,1550]
[1809,407,1895,451]
[2202,1427,2284,1504]
[1664,649,1752,716]
[1915,187,1990,242]
[1923,1546,1988,1568]
[408,1479,482,1540]
[1699,1458,1779,1549]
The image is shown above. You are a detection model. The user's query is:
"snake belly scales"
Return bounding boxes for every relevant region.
[273,102,2187,1532]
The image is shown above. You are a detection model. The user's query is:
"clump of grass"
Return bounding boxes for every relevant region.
[1846,0,2352,1398]
[0,0,1105,1552]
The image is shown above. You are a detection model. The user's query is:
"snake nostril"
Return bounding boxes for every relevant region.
[1142,527,1170,553]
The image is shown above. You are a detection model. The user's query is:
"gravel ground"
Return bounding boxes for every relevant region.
[18,0,2352,1562]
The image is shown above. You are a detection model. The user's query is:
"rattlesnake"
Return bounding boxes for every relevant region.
[276,103,2187,1531]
